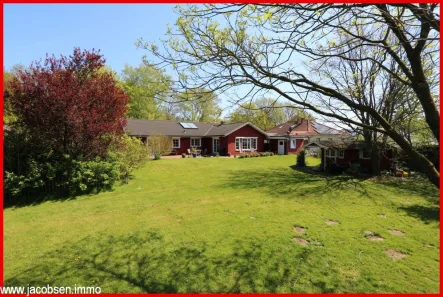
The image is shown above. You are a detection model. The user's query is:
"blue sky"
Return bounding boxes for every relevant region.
[4,4,177,73]
[4,4,247,114]
[3,4,313,117]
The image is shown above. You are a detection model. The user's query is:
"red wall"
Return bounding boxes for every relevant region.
[270,139,305,155]
[171,137,190,155]
[225,125,266,155]
[202,137,212,154]
[287,139,305,155]
[328,149,393,172]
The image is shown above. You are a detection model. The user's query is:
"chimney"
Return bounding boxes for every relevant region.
[307,119,312,132]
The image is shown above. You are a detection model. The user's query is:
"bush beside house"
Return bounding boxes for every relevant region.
[4,48,134,205]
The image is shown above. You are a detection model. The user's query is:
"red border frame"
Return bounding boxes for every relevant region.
[0,1,441,296]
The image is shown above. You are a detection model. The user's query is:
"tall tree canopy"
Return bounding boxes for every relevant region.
[229,97,313,130]
[139,4,440,188]
[173,88,223,122]
[8,48,130,159]
[121,63,172,120]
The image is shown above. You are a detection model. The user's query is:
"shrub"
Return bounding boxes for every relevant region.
[111,135,149,183]
[4,153,119,204]
[148,133,172,160]
[182,153,186,158]
[237,151,277,159]
[4,129,122,204]
[8,48,129,160]
[296,150,307,167]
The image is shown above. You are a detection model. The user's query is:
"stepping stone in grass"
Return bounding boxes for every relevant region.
[389,230,405,236]
[326,220,339,225]
[250,216,256,219]
[364,231,384,241]
[385,249,408,260]
[292,237,309,246]
[378,214,387,218]
[294,226,306,234]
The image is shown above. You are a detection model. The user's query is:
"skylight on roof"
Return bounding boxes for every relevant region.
[180,122,198,129]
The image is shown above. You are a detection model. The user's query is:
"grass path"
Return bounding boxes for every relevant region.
[4,156,440,293]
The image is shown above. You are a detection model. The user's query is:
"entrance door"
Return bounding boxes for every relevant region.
[278,140,285,155]
[213,138,220,153]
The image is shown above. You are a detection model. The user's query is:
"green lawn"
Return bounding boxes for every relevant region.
[4,156,440,293]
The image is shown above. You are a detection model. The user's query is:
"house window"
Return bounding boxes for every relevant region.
[190,138,201,147]
[213,138,220,153]
[328,138,333,141]
[326,149,336,157]
[172,137,180,149]
[242,138,250,150]
[360,149,370,159]
[339,149,345,158]
[251,138,257,150]
[316,138,321,143]
[236,137,258,151]
[290,139,296,149]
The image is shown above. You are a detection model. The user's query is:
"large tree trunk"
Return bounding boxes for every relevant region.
[371,146,381,176]
[409,54,440,144]
[362,129,382,176]
[386,128,440,188]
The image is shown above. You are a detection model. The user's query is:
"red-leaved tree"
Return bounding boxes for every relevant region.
[9,48,129,160]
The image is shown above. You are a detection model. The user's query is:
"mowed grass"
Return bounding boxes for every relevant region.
[4,156,440,293]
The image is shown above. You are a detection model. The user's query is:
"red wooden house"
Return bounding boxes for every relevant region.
[266,119,350,155]
[124,119,268,156]
[304,139,394,173]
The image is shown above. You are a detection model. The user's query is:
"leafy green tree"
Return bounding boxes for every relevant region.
[174,88,222,122]
[229,98,313,130]
[3,65,26,125]
[121,63,172,120]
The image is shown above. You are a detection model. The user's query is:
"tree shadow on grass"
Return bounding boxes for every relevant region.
[398,204,440,224]
[3,186,117,210]
[372,177,439,204]
[223,165,370,199]
[291,165,370,196]
[5,231,344,293]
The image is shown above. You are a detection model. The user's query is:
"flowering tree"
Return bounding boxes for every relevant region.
[9,48,129,160]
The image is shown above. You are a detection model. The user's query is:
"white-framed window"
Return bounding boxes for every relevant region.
[190,138,201,147]
[316,138,321,143]
[242,138,250,150]
[338,149,345,158]
[236,137,258,151]
[213,137,220,153]
[359,149,370,159]
[326,149,336,157]
[328,138,333,141]
[290,139,296,149]
[172,137,180,149]
[251,138,257,150]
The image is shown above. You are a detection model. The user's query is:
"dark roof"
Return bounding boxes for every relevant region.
[124,119,267,137]
[266,119,348,137]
